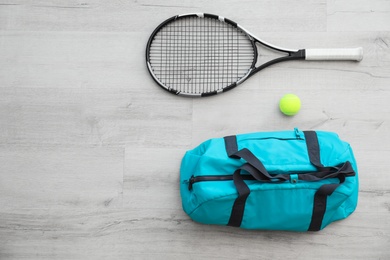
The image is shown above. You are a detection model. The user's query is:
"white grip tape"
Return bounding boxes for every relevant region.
[305,47,363,61]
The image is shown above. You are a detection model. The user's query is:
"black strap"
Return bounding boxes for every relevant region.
[308,183,340,231]
[303,131,355,231]
[298,161,355,181]
[225,136,289,227]
[307,164,354,231]
[224,135,239,159]
[224,136,290,182]
[227,164,256,227]
[303,131,324,168]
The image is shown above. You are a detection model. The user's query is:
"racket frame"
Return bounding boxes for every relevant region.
[147,13,301,97]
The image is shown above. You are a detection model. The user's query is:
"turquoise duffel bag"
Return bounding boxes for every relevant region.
[180,129,358,231]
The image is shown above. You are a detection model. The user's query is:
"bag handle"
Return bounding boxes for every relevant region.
[227,160,354,228]
[225,135,292,182]
[224,131,356,230]
[227,163,256,227]
[224,133,355,182]
[227,146,290,182]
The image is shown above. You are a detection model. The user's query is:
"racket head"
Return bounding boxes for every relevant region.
[146,13,257,97]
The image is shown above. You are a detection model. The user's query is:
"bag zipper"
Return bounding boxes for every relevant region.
[188,174,256,190]
[238,128,304,141]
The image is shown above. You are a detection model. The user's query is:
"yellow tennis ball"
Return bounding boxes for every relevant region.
[279,94,301,116]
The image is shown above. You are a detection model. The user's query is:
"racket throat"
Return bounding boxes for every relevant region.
[249,49,306,77]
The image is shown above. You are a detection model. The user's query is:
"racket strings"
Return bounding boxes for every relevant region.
[148,16,255,94]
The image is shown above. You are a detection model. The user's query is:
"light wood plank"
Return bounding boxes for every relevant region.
[0,86,192,147]
[0,31,147,89]
[0,0,327,32]
[123,147,184,210]
[328,0,390,31]
[0,145,124,209]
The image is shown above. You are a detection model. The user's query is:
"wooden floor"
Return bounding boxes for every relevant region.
[1,1,389,259]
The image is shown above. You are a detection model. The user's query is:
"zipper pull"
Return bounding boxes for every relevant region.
[188,176,195,190]
[294,128,303,139]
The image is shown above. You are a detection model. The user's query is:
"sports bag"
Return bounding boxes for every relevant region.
[180,128,358,231]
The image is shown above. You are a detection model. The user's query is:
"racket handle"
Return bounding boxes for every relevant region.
[305,47,363,61]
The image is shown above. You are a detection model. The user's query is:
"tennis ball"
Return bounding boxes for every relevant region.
[279,94,301,116]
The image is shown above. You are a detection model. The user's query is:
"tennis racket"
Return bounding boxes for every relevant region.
[146,13,363,97]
